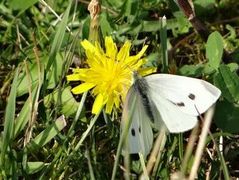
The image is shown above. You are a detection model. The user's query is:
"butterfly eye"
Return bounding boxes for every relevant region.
[131,128,136,136]
[188,93,196,100]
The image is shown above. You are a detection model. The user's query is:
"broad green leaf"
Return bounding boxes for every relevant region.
[25,162,46,174]
[100,12,114,37]
[9,0,38,11]
[47,53,65,89]
[194,0,215,8]
[214,65,239,103]
[179,64,204,77]
[128,24,143,35]
[17,53,63,96]
[17,58,45,96]
[1,68,19,167]
[206,31,224,67]
[214,100,239,133]
[204,31,223,73]
[44,86,80,117]
[141,21,161,32]
[14,60,43,138]
[120,0,138,18]
[14,86,38,138]
[102,0,123,9]
[26,115,66,152]
[116,25,133,36]
[172,11,191,36]
[146,52,160,67]
[167,18,183,30]
[82,16,90,40]
[227,63,239,72]
[194,0,215,16]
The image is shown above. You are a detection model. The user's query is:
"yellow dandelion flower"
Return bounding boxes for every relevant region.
[67,36,155,114]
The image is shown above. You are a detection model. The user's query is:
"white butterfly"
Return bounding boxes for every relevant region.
[121,73,221,157]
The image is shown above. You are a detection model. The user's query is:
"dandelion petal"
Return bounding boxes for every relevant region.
[117,41,131,62]
[105,95,115,114]
[71,83,95,94]
[67,74,82,81]
[92,94,104,114]
[105,36,117,60]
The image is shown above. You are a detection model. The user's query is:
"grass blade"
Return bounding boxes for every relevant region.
[26,115,66,152]
[0,68,19,171]
[46,0,72,73]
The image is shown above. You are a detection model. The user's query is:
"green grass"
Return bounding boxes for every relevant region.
[1,0,239,179]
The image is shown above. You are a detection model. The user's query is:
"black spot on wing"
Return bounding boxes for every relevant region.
[139,126,141,133]
[131,128,135,136]
[176,102,185,107]
[170,101,185,107]
[188,93,196,100]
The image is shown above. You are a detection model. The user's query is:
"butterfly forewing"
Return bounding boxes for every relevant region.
[148,89,198,132]
[145,74,221,115]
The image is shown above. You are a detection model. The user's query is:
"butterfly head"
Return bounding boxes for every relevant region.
[132,71,143,82]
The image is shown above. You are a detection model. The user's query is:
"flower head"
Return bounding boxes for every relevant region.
[67,36,155,114]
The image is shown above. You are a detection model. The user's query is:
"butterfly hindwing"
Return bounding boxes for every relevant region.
[121,87,153,157]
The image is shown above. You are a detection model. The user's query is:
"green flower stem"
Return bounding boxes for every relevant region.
[67,91,88,138]
[160,16,168,73]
